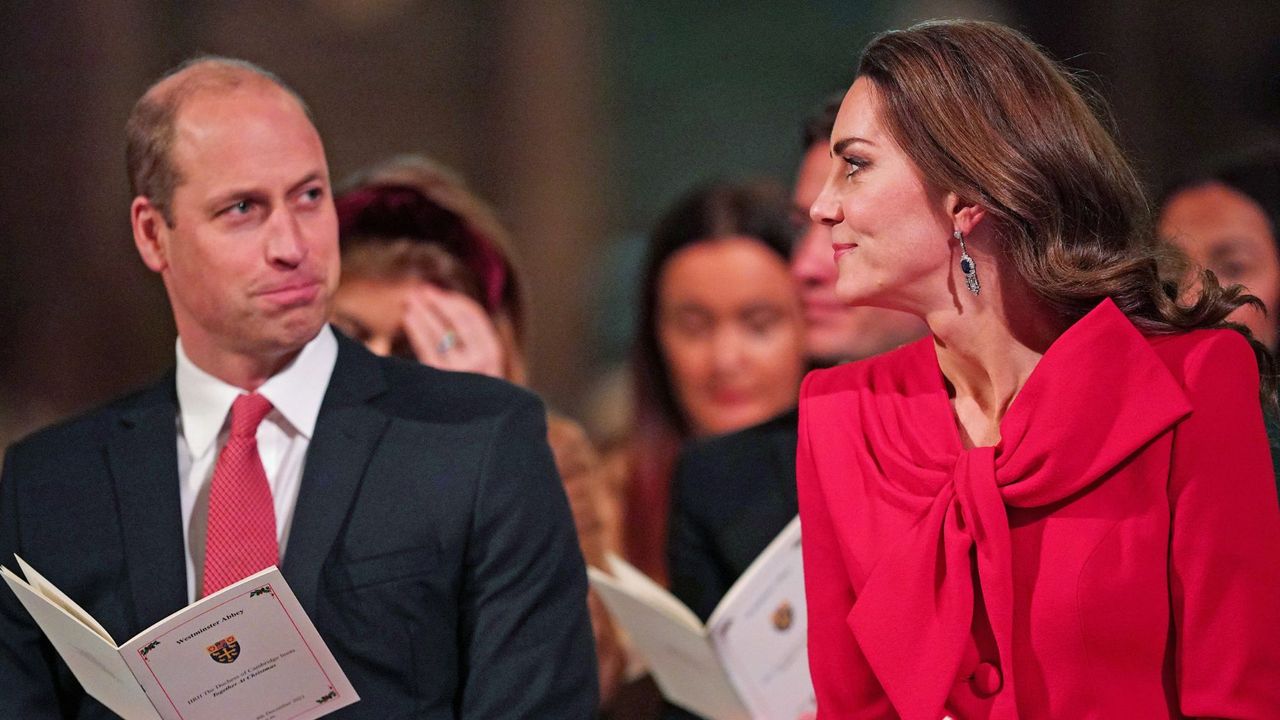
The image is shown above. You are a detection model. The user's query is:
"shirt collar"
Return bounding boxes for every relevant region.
[175,325,339,457]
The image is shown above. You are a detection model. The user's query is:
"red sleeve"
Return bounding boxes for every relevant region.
[797,371,894,718]
[1168,332,1280,718]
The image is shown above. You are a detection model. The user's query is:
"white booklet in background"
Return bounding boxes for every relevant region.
[588,516,815,720]
[2,557,358,720]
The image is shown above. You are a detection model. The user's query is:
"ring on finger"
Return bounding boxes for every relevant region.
[436,329,459,354]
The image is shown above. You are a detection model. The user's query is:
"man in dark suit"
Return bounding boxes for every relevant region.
[0,57,596,719]
[667,95,927,623]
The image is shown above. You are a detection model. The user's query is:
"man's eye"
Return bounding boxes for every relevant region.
[226,200,252,215]
[1215,262,1248,283]
[302,187,323,202]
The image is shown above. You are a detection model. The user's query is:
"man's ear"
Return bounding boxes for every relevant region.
[132,196,169,273]
[945,192,987,237]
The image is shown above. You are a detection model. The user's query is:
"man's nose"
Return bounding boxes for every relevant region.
[266,209,308,267]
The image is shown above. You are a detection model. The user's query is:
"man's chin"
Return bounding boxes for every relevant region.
[255,314,328,355]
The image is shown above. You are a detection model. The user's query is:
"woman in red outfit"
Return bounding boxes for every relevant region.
[797,20,1280,719]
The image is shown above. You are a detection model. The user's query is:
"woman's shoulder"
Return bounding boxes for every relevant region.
[802,336,935,399]
[1146,327,1260,387]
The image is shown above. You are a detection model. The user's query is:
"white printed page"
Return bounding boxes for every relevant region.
[589,567,750,720]
[15,556,116,643]
[120,567,358,720]
[601,553,705,631]
[2,565,160,720]
[707,517,816,720]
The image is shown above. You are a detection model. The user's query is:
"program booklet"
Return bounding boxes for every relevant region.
[2,557,358,720]
[588,516,815,720]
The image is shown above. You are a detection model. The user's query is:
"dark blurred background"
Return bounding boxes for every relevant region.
[2,0,1277,448]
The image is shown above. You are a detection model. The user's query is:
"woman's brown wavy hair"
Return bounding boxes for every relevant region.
[857,20,1276,402]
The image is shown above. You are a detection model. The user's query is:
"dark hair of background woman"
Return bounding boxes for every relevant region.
[856,20,1276,400]
[626,180,799,582]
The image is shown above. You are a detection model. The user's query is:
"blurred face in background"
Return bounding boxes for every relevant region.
[1160,182,1280,350]
[657,236,806,437]
[791,140,925,364]
[331,275,421,358]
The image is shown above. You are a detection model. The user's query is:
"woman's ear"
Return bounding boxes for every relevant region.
[945,192,987,237]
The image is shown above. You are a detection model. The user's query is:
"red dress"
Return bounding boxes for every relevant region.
[797,299,1280,719]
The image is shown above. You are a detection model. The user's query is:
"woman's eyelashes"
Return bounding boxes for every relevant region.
[843,156,869,178]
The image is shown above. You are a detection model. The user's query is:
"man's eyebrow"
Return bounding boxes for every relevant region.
[288,171,325,193]
[1207,237,1251,259]
[831,137,874,155]
[203,171,326,212]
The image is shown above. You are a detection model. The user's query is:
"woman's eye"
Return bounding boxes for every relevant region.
[676,317,711,336]
[843,157,866,178]
[743,309,782,335]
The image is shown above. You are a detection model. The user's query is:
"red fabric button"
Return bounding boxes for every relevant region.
[970,661,1003,697]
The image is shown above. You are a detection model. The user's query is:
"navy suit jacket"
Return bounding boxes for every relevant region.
[667,408,799,623]
[0,333,597,719]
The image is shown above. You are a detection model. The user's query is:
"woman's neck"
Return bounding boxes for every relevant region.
[923,263,1065,448]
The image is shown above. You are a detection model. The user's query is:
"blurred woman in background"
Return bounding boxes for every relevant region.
[624,181,806,584]
[331,155,625,701]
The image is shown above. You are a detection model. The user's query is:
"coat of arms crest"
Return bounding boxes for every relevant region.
[207,635,241,664]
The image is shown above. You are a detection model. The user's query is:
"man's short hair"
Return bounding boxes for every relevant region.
[125,56,312,225]
[800,91,844,151]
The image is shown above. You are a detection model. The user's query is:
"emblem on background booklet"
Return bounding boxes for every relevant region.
[771,600,793,631]
[208,636,241,664]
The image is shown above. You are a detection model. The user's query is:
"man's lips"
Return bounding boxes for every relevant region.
[255,279,322,307]
[803,302,847,322]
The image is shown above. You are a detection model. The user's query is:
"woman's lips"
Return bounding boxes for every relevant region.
[711,388,754,406]
[832,242,857,261]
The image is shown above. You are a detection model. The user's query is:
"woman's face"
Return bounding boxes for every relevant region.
[656,236,806,437]
[331,275,421,358]
[810,77,957,314]
[1160,182,1280,349]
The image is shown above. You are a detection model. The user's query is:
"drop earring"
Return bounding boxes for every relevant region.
[955,230,980,295]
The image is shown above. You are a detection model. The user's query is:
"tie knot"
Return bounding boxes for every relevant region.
[229,393,274,438]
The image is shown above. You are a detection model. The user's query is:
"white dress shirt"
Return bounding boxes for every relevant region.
[175,326,338,602]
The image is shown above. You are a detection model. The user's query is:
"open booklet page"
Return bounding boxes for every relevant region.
[3,560,158,720]
[3,558,358,720]
[588,516,814,720]
[589,565,749,720]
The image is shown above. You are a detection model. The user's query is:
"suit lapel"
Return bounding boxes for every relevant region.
[106,375,189,633]
[282,337,389,616]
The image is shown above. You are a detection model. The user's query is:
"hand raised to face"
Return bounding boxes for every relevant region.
[402,284,506,379]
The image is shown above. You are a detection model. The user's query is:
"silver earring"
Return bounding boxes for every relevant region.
[955,230,980,295]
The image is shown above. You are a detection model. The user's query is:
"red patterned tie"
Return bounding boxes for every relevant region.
[202,393,278,597]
